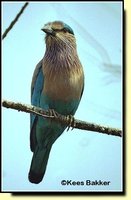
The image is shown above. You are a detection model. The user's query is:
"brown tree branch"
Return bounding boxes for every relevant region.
[2,100,122,137]
[2,2,29,40]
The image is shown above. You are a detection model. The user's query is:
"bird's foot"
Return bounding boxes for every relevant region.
[47,110,76,131]
[66,115,76,131]
[48,109,58,118]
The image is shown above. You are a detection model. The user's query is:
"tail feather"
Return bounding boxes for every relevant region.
[28,145,52,184]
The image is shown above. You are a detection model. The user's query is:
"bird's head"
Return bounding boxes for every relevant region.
[41,21,76,49]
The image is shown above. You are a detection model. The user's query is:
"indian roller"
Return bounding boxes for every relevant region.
[29,21,84,184]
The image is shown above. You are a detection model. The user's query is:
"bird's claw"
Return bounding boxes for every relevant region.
[48,109,58,118]
[66,115,76,131]
[47,110,75,131]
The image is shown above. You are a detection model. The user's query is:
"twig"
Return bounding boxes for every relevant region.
[2,2,29,40]
[2,100,122,137]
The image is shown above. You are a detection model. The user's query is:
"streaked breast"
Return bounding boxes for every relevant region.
[43,63,84,101]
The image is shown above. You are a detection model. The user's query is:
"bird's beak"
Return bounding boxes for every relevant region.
[41,26,55,36]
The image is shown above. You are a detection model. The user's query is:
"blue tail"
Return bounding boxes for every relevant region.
[28,145,52,184]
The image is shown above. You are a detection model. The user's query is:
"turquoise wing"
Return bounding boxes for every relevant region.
[30,60,44,151]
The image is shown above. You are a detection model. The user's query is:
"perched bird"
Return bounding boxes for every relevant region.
[29,21,84,184]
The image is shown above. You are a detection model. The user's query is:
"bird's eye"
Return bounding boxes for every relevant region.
[52,27,74,35]
[52,27,58,31]
[52,28,68,34]
[62,28,67,33]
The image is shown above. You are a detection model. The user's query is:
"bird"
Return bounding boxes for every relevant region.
[28,21,84,184]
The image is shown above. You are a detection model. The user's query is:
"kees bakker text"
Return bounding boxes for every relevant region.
[61,180,111,186]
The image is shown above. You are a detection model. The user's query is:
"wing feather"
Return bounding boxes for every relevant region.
[30,59,44,151]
